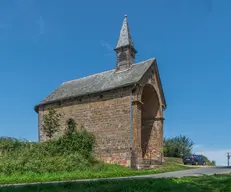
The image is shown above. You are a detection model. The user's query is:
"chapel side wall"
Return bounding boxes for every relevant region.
[38,87,132,166]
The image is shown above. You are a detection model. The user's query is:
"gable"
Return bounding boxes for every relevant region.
[153,59,167,109]
[138,59,167,109]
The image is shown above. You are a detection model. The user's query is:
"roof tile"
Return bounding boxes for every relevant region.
[37,58,155,107]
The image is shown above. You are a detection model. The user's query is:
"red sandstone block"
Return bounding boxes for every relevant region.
[121,160,127,165]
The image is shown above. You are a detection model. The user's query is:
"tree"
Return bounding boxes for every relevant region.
[200,155,216,166]
[164,135,194,158]
[42,107,61,139]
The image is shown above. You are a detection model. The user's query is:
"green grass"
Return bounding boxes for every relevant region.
[1,174,231,192]
[0,158,193,184]
[0,133,195,185]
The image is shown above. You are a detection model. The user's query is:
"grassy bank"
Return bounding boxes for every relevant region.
[1,174,231,192]
[0,132,193,185]
[0,158,192,185]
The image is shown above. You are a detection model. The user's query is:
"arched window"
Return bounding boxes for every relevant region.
[66,118,76,133]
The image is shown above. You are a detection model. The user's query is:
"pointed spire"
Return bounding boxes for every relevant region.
[114,15,137,71]
[115,15,134,49]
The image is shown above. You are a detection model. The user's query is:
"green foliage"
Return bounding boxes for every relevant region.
[0,127,96,175]
[164,135,194,158]
[211,160,216,166]
[0,137,36,157]
[0,137,21,154]
[163,135,214,165]
[55,129,95,158]
[200,155,216,166]
[42,107,61,139]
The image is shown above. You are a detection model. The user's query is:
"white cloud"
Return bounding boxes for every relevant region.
[100,40,113,51]
[100,40,113,56]
[192,145,230,166]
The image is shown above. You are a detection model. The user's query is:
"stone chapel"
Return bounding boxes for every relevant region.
[34,16,167,169]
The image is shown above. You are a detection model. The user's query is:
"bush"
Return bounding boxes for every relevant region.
[54,129,95,158]
[164,135,194,158]
[0,128,96,175]
[42,107,61,139]
[200,155,216,166]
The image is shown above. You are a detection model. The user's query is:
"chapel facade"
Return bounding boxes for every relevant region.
[35,16,167,169]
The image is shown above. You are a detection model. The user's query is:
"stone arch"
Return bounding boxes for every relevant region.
[141,84,162,159]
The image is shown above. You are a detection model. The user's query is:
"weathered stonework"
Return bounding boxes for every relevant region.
[39,87,133,166]
[36,16,167,169]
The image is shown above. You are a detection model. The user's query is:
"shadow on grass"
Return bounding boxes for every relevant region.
[1,174,231,192]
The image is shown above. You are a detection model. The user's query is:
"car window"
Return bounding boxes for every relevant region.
[194,155,200,160]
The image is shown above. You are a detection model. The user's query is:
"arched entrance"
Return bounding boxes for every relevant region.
[141,84,161,159]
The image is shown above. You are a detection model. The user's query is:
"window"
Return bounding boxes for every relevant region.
[66,118,76,133]
[119,52,126,62]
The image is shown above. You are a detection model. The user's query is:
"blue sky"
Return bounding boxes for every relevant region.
[0,0,230,165]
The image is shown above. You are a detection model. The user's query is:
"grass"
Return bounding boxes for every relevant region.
[0,132,195,185]
[0,158,193,185]
[1,174,231,192]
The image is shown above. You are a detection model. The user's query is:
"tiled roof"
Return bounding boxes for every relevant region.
[35,58,155,109]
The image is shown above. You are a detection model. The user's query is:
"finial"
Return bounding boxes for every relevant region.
[124,14,127,18]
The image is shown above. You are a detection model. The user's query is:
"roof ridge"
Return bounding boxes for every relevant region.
[63,69,115,85]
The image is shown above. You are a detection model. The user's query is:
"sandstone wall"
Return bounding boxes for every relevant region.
[38,86,132,166]
[37,64,165,168]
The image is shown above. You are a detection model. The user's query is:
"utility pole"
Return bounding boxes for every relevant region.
[227,152,230,167]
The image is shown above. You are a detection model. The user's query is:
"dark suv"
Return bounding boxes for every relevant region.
[183,155,206,165]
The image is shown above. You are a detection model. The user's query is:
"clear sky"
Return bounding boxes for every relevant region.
[0,0,230,165]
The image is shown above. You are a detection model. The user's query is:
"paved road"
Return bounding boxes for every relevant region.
[133,166,231,179]
[1,166,231,187]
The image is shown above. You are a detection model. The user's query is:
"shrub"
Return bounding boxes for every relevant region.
[164,135,194,158]
[0,128,96,175]
[55,129,95,157]
[42,107,61,139]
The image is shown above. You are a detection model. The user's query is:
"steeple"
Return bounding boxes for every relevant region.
[115,15,137,71]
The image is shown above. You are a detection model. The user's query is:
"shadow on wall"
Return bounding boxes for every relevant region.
[141,84,160,158]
